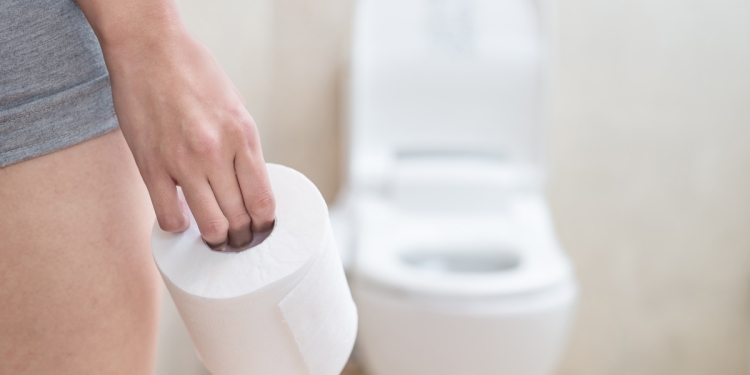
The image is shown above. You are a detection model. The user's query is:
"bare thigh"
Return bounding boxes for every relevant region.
[0,129,160,374]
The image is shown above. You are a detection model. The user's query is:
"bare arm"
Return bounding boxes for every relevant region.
[77,0,275,249]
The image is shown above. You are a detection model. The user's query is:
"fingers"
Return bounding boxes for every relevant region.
[180,179,229,248]
[235,149,276,232]
[208,166,253,249]
[144,172,189,233]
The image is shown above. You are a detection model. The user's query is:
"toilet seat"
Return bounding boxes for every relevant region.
[354,194,574,299]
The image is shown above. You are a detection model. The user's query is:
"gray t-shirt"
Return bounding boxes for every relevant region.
[0,0,119,167]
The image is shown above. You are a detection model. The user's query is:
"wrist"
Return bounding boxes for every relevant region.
[103,26,198,79]
[79,0,190,72]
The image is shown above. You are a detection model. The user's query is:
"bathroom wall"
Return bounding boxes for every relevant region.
[550,1,750,374]
[156,0,750,374]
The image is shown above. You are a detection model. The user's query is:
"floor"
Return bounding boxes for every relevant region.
[341,360,365,375]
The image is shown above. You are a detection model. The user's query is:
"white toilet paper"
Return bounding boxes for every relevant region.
[152,164,358,375]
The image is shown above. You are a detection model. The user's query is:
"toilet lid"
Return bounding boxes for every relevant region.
[353,194,574,297]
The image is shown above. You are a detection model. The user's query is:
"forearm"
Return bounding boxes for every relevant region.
[76,0,188,70]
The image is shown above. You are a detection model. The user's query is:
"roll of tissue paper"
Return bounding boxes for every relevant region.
[152,164,358,375]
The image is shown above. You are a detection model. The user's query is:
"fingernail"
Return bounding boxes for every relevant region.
[252,219,276,233]
[206,238,228,252]
[228,229,253,250]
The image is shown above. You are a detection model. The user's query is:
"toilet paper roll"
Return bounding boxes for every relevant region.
[152,164,358,375]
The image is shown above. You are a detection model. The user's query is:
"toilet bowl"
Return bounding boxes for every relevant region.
[350,191,576,375]
[331,0,578,373]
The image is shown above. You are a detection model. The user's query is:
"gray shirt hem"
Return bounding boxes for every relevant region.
[0,74,120,168]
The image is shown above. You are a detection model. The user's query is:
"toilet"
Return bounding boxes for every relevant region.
[330,0,577,374]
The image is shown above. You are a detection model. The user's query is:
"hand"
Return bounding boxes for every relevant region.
[101,28,275,249]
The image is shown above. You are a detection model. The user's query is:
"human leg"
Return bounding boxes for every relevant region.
[0,129,160,374]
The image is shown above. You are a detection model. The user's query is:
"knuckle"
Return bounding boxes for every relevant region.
[242,121,260,145]
[170,153,193,177]
[201,218,228,242]
[238,113,257,132]
[157,214,185,232]
[250,192,276,219]
[224,117,257,147]
[186,130,221,158]
[225,104,252,124]
[228,212,252,232]
[223,120,247,139]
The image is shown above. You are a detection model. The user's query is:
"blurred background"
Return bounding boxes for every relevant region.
[155,0,750,374]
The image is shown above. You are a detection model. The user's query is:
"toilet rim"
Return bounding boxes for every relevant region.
[354,273,578,317]
[351,191,575,297]
[354,243,575,298]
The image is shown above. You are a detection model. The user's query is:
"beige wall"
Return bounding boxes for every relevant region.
[157,0,750,374]
[551,1,750,374]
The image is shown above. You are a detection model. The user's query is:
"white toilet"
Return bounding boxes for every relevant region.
[331,0,577,374]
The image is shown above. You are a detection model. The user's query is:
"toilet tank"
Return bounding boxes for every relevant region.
[348,0,552,193]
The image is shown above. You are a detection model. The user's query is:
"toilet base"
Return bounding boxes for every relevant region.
[353,280,577,375]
